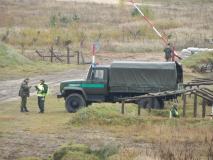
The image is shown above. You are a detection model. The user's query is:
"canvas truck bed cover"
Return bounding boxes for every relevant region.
[109,61,178,93]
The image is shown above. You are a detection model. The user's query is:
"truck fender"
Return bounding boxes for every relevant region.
[63,87,88,100]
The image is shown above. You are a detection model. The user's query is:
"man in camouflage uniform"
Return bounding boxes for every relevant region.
[163,43,174,62]
[19,78,32,112]
[35,79,49,113]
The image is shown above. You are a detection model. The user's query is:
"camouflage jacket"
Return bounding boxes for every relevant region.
[19,80,31,97]
[164,46,173,59]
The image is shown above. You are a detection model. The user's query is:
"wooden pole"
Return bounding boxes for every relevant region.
[193,94,197,117]
[67,47,70,64]
[202,99,206,118]
[138,100,140,115]
[189,86,192,98]
[183,94,186,118]
[81,51,85,65]
[51,46,53,62]
[148,98,152,113]
[77,51,79,65]
[122,100,125,114]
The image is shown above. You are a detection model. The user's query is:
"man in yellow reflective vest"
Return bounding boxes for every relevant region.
[170,103,180,118]
[35,79,49,113]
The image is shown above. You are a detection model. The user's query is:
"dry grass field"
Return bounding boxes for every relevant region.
[0,0,213,159]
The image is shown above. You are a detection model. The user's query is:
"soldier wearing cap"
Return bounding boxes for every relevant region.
[35,79,49,113]
[19,78,32,112]
[164,43,174,62]
[169,103,180,118]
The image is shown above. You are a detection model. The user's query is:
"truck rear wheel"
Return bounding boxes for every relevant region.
[65,93,86,113]
[139,98,160,109]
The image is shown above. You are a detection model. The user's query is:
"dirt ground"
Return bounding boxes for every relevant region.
[0,52,166,160]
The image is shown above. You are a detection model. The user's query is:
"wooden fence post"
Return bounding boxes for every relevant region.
[51,46,53,62]
[202,99,206,118]
[67,47,70,64]
[138,100,140,115]
[148,98,152,113]
[77,51,79,65]
[189,86,192,98]
[193,94,197,117]
[122,100,125,114]
[183,94,186,118]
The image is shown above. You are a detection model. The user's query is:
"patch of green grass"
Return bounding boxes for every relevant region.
[0,42,32,68]
[69,103,143,126]
[50,142,118,160]
[182,51,213,69]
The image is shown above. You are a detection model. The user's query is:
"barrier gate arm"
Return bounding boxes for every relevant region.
[130,0,182,60]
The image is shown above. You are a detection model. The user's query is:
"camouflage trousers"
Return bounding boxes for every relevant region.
[38,97,45,112]
[21,97,27,111]
[166,57,171,62]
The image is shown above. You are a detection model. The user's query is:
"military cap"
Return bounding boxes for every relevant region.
[40,79,45,82]
[25,77,29,80]
[173,103,178,108]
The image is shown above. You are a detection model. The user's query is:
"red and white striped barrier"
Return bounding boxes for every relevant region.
[130,0,182,60]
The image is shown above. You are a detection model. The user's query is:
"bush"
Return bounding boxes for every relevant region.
[60,16,69,24]
[131,6,155,20]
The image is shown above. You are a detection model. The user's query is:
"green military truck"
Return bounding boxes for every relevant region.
[57,61,183,113]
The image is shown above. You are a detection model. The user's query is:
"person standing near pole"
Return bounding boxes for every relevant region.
[169,103,180,118]
[19,78,32,112]
[35,79,49,113]
[164,43,174,62]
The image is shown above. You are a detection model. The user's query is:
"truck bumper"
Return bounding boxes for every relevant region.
[57,94,63,98]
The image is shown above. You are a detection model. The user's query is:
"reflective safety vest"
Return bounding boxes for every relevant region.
[169,108,179,118]
[37,83,49,97]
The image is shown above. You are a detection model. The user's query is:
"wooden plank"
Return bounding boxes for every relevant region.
[148,98,152,113]
[189,86,192,98]
[194,89,213,99]
[193,92,212,102]
[77,51,79,65]
[49,49,66,63]
[81,51,85,65]
[67,47,70,64]
[50,46,53,62]
[35,50,43,57]
[138,100,140,115]
[122,100,125,114]
[193,94,197,117]
[202,99,206,118]
[183,94,186,118]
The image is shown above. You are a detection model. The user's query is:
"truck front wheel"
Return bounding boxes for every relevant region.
[139,98,160,109]
[65,93,86,113]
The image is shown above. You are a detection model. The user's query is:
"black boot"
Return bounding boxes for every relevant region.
[20,110,25,113]
[24,106,29,112]
[38,111,44,113]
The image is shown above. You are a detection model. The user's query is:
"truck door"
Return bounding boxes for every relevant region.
[85,68,108,95]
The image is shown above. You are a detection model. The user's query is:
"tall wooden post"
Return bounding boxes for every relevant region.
[193,94,197,117]
[122,100,125,114]
[77,51,79,65]
[148,98,152,113]
[189,86,192,98]
[183,94,186,118]
[202,99,206,118]
[138,100,140,115]
[67,47,70,64]
[51,46,53,62]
